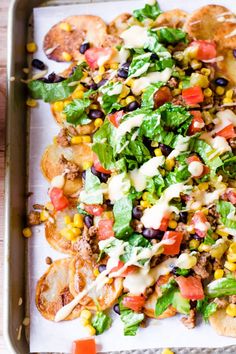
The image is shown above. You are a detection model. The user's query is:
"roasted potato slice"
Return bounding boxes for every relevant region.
[183,5,235,40]
[44,15,107,62]
[69,254,123,311]
[35,258,82,321]
[153,9,188,29]
[209,309,236,337]
[108,13,132,36]
[41,144,93,196]
[144,290,176,319]
[215,22,236,50]
[216,49,236,85]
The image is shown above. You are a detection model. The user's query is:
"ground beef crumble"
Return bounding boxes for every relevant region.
[59,155,80,180]
[27,211,41,226]
[181,309,196,329]
[229,295,236,304]
[56,128,70,147]
[193,252,211,279]
[213,297,228,309]
[131,219,143,233]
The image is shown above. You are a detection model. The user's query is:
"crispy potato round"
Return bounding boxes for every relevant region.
[108,13,132,36]
[153,9,188,29]
[41,143,93,196]
[209,309,236,337]
[35,258,82,321]
[44,15,107,62]
[183,5,235,40]
[144,290,176,319]
[69,255,123,311]
[216,49,236,85]
[215,22,236,50]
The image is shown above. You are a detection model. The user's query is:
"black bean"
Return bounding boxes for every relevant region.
[151,53,159,61]
[84,215,93,228]
[89,109,104,119]
[192,233,202,241]
[98,264,107,273]
[179,212,187,224]
[100,173,109,182]
[215,77,229,87]
[97,79,107,88]
[126,101,140,112]
[38,77,49,83]
[79,42,90,54]
[89,82,98,90]
[47,72,65,83]
[117,68,128,79]
[233,49,236,58]
[142,228,164,239]
[82,170,86,180]
[159,143,172,157]
[132,206,143,220]
[121,61,130,70]
[113,304,120,315]
[105,199,112,208]
[91,166,101,178]
[32,58,46,70]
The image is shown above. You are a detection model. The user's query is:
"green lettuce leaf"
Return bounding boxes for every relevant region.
[145,31,171,58]
[128,52,152,78]
[63,98,91,125]
[155,280,177,317]
[79,169,103,204]
[216,200,236,229]
[113,197,133,239]
[120,233,151,264]
[158,103,191,132]
[196,298,218,321]
[206,278,236,298]
[133,1,162,22]
[149,57,175,72]
[222,156,236,178]
[172,291,190,315]
[99,81,122,114]
[92,311,112,335]
[156,28,187,44]
[119,297,144,336]
[190,139,223,172]
[141,82,164,109]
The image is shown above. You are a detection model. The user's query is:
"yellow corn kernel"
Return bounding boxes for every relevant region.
[82,71,88,79]
[160,168,166,176]
[53,101,64,112]
[229,242,236,254]
[226,89,233,99]
[71,227,81,237]
[126,78,135,87]
[71,136,83,144]
[201,68,211,76]
[64,215,71,225]
[82,161,92,170]
[73,214,83,228]
[81,135,92,143]
[103,211,114,220]
[214,269,224,280]
[22,227,32,238]
[191,60,202,70]
[189,239,200,250]
[60,228,75,240]
[93,268,100,277]
[204,88,213,97]
[81,318,90,326]
[142,192,149,201]
[172,88,181,97]
[178,82,183,89]
[162,349,174,354]
[26,42,37,53]
[94,118,103,128]
[198,182,209,191]
[90,104,99,110]
[63,99,71,107]
[53,136,58,145]
[71,90,84,99]
[165,158,175,171]
[85,324,96,336]
[26,98,38,108]
[81,309,92,321]
[168,220,177,229]
[215,86,225,96]
[227,253,236,263]
[140,200,150,208]
[154,148,162,157]
[226,304,236,317]
[40,210,49,222]
[198,243,211,252]
[202,111,213,125]
[62,51,72,62]
[202,208,209,216]
[106,277,114,284]
[59,22,72,32]
[94,75,102,84]
[98,66,105,75]
[151,141,159,147]
[110,63,119,70]
[126,95,136,104]
[216,229,229,238]
[120,99,127,106]
[120,85,130,99]
[224,261,236,272]
[45,202,54,211]
[223,97,233,104]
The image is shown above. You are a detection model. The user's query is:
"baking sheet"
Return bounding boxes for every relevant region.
[28,0,236,353]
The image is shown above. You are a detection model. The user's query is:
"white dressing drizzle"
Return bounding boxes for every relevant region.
[116,114,145,138]
[120,26,149,49]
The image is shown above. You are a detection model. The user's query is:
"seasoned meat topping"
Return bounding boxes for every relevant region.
[193,253,211,279]
[59,155,80,180]
[181,309,196,329]
[131,219,143,233]
[28,211,41,226]
[56,128,70,147]
[213,297,228,309]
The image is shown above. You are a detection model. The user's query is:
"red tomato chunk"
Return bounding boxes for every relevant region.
[176,276,204,300]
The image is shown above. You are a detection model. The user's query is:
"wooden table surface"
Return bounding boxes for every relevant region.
[1,1,10,353]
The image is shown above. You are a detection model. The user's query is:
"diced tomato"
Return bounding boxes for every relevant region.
[108,110,124,128]
[49,187,69,211]
[98,219,114,240]
[159,216,169,231]
[156,274,171,286]
[191,210,209,238]
[190,40,216,61]
[182,86,204,105]
[188,111,205,135]
[72,338,96,354]
[226,189,236,204]
[93,154,111,174]
[110,260,136,277]
[84,204,104,216]
[216,124,236,140]
[84,47,113,70]
[187,155,201,164]
[176,276,204,300]
[186,155,209,178]
[162,231,183,255]
[122,295,146,312]
[153,86,172,109]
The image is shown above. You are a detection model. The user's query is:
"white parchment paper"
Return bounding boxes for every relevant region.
[29,0,236,352]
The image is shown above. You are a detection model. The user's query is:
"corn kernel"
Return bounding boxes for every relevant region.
[93,268,100,277]
[142,192,149,201]
[172,88,181,97]
[178,82,183,89]
[40,210,49,222]
[81,309,92,320]
[162,349,174,354]
[94,118,103,128]
[151,141,159,147]
[106,277,114,284]
[201,68,211,76]
[82,71,88,79]
[71,227,81,237]
[224,261,236,272]
[98,66,105,75]
[26,98,38,108]
[63,99,71,107]
[71,90,84,99]
[62,51,72,62]
[227,253,236,263]
[22,227,32,238]
[126,95,136,104]
[154,148,162,157]
[71,136,83,144]
[226,304,236,317]
[45,202,54,211]
[53,136,58,145]
[81,317,90,326]
[103,211,114,220]
[60,228,75,240]
[215,86,225,96]
[120,99,127,106]
[73,214,83,228]
[216,229,229,237]
[160,168,166,176]
[214,269,224,279]
[90,104,99,110]
[26,42,37,53]
[189,239,200,250]
[202,111,213,124]
[168,220,177,229]
[226,89,233,99]
[204,88,213,97]
[191,60,202,70]
[229,242,236,254]
[64,215,71,225]
[140,200,150,208]
[59,22,72,32]
[202,208,209,215]
[81,135,92,143]
[94,75,102,84]
[53,101,64,112]
[126,78,135,87]
[85,324,96,336]
[110,63,119,70]
[165,158,175,171]
[223,97,233,104]
[82,161,92,170]
[198,243,211,252]
[120,85,130,99]
[198,182,209,191]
